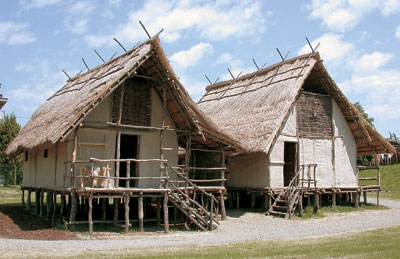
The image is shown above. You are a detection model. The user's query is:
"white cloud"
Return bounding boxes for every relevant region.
[395,25,400,39]
[14,63,34,72]
[64,18,88,35]
[339,69,400,120]
[69,1,94,15]
[298,33,353,64]
[0,21,36,45]
[7,59,71,114]
[170,42,213,69]
[84,0,267,47]
[215,53,253,81]
[19,0,62,9]
[349,52,392,72]
[108,0,120,7]
[64,1,94,35]
[307,0,400,31]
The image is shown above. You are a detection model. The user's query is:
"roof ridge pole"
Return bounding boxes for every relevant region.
[62,69,71,79]
[82,58,90,71]
[94,50,106,63]
[205,75,213,85]
[139,20,152,39]
[305,37,314,53]
[113,38,127,53]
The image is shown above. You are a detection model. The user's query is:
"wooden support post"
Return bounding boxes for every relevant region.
[101,198,107,221]
[298,192,303,217]
[35,191,40,215]
[138,193,144,232]
[52,192,57,225]
[332,192,336,207]
[220,193,226,220]
[236,191,240,210]
[156,198,161,227]
[163,193,169,233]
[60,194,65,219]
[88,193,93,236]
[21,189,25,208]
[69,129,78,229]
[227,192,233,209]
[354,192,359,208]
[313,192,319,214]
[307,194,311,207]
[363,191,367,204]
[39,190,44,217]
[113,198,119,225]
[251,194,256,209]
[209,196,214,231]
[27,189,32,212]
[124,193,130,233]
[377,191,380,206]
[47,191,52,221]
[173,206,178,227]
[268,193,272,210]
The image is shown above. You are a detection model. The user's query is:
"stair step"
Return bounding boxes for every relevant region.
[275,199,287,204]
[273,205,288,210]
[269,211,286,216]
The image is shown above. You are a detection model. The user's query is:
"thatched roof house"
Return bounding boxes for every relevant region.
[198,51,394,192]
[6,36,242,159]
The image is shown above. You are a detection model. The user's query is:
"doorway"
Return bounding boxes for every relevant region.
[283,142,297,186]
[118,134,139,187]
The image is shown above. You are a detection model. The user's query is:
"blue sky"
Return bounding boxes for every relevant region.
[1,0,399,138]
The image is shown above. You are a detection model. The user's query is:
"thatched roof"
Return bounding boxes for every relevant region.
[198,52,395,156]
[6,36,243,157]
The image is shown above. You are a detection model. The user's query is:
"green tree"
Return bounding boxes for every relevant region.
[389,132,399,142]
[353,102,375,127]
[0,114,22,186]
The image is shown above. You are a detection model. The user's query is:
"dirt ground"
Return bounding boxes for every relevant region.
[0,205,78,240]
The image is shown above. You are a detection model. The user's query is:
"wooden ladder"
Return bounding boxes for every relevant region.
[268,164,317,219]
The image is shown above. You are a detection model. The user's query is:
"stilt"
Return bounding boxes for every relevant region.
[101,198,107,221]
[377,190,380,206]
[209,196,214,231]
[35,191,40,215]
[313,192,319,214]
[69,193,77,230]
[354,192,359,208]
[39,190,44,217]
[332,192,336,207]
[163,193,169,233]
[47,191,53,221]
[228,192,233,209]
[220,193,226,220]
[27,189,32,212]
[307,194,311,207]
[236,191,240,210]
[52,192,57,225]
[251,194,256,209]
[298,192,303,217]
[88,193,93,236]
[268,193,272,210]
[21,189,25,208]
[156,198,161,227]
[113,198,119,225]
[124,193,130,233]
[60,194,65,219]
[138,193,144,232]
[363,191,367,204]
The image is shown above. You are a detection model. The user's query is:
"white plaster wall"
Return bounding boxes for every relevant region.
[298,138,334,187]
[227,154,269,188]
[22,151,35,187]
[332,101,357,187]
[281,105,296,136]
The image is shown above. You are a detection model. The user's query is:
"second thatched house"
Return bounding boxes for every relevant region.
[198,51,394,218]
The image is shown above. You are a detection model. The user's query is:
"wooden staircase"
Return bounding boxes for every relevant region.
[164,162,219,231]
[268,164,317,219]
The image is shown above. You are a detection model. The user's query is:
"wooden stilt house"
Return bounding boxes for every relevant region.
[6,36,243,232]
[198,52,395,218]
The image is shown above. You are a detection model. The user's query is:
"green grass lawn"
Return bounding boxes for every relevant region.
[75,225,400,258]
[359,163,400,200]
[0,185,21,205]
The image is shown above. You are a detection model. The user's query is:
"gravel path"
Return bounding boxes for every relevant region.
[1,198,399,255]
